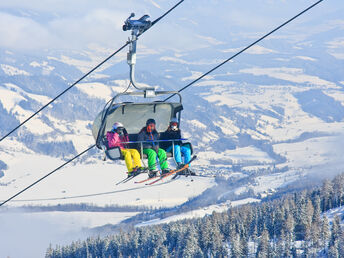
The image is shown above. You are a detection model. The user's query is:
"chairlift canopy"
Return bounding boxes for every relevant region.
[92,91,183,149]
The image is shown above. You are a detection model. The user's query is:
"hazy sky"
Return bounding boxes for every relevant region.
[0,0,342,51]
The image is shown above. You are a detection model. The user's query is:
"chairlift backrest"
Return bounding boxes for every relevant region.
[92,101,183,148]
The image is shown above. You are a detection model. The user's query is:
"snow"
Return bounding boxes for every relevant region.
[222,45,277,55]
[240,67,338,88]
[215,116,240,136]
[12,106,55,134]
[47,53,116,73]
[196,34,224,46]
[3,83,51,105]
[325,90,344,105]
[0,152,215,257]
[0,85,26,112]
[29,61,55,75]
[231,198,261,207]
[0,210,139,258]
[45,119,93,153]
[0,83,52,118]
[197,146,274,165]
[0,210,138,231]
[76,82,113,100]
[137,198,260,227]
[1,64,30,76]
[324,206,344,225]
[273,134,344,169]
[326,38,344,60]
[195,80,235,87]
[187,119,207,129]
[204,94,242,107]
[252,170,302,195]
[246,45,277,55]
[160,56,221,65]
[0,153,216,208]
[294,56,317,62]
[182,71,213,81]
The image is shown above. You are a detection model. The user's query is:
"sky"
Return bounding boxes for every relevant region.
[0,0,341,52]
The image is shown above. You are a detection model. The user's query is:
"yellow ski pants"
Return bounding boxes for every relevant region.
[121,149,142,172]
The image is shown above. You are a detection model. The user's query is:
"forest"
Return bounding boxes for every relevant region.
[46,173,344,257]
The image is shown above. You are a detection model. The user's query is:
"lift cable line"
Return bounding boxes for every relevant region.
[0,145,96,207]
[0,0,186,208]
[164,0,324,102]
[0,0,323,207]
[0,0,185,144]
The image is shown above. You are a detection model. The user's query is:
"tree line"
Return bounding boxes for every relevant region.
[46,173,344,257]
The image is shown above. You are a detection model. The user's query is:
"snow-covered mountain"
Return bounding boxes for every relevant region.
[1,1,344,256]
[1,3,343,177]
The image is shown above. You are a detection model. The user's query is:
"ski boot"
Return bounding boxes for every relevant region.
[161,169,171,176]
[127,167,142,178]
[177,162,184,169]
[148,170,158,178]
[176,163,186,175]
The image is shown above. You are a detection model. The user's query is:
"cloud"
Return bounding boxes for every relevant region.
[0,0,164,50]
[0,12,54,49]
[0,0,342,52]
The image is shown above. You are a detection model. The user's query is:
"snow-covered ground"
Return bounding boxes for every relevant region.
[0,152,216,208]
[0,210,138,258]
[0,1,343,256]
[324,206,344,225]
[0,151,215,257]
[137,198,261,227]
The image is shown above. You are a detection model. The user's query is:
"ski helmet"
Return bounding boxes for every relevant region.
[170,118,178,131]
[170,118,179,124]
[112,122,124,130]
[146,118,156,126]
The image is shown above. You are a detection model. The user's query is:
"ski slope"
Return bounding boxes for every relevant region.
[137,198,261,227]
[0,151,216,208]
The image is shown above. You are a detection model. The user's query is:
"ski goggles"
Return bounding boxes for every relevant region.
[116,127,124,133]
[147,124,155,132]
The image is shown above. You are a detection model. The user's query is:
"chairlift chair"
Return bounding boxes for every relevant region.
[91,12,193,165]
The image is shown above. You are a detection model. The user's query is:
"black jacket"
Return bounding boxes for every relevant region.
[160,128,182,150]
[138,127,160,149]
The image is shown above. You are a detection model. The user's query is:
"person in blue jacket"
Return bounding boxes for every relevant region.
[161,118,192,170]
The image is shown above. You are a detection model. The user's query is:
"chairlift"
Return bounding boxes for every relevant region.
[91,13,193,164]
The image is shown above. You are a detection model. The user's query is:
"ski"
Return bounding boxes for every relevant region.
[115,168,148,185]
[116,175,137,185]
[135,175,160,184]
[134,168,165,184]
[146,155,197,185]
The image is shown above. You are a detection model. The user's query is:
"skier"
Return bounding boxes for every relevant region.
[138,118,170,178]
[106,122,144,177]
[161,118,194,175]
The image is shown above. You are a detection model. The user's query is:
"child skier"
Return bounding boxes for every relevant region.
[161,118,192,172]
[138,119,170,178]
[106,122,143,177]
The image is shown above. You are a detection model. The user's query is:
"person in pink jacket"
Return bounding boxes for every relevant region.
[106,122,143,176]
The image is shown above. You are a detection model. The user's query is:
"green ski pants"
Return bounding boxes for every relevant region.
[143,148,168,170]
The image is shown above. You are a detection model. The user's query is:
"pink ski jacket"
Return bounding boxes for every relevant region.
[106,132,129,150]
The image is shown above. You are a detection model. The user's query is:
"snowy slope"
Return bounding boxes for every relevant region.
[0,152,216,208]
[0,2,343,252]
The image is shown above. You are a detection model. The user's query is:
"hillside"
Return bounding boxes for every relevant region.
[0,0,344,257]
[46,173,344,257]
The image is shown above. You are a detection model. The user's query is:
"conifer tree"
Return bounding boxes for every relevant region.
[230,234,243,258]
[256,228,270,258]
